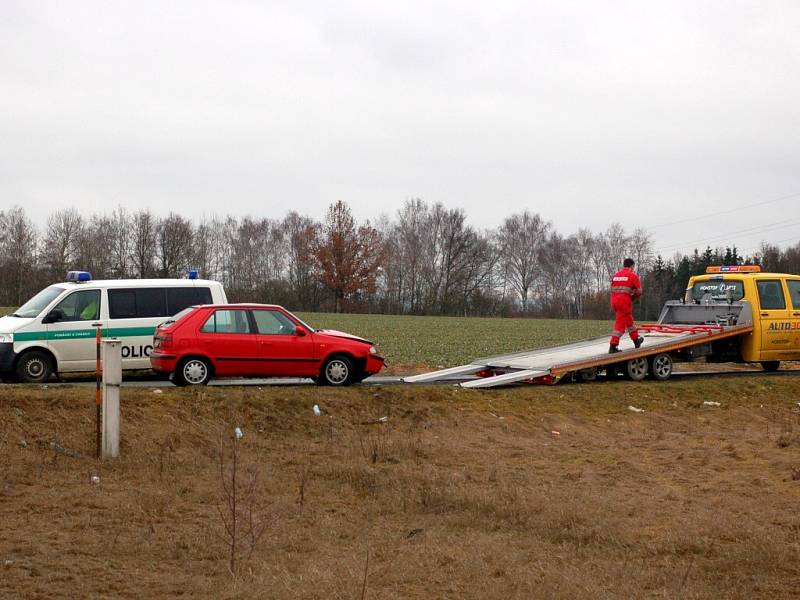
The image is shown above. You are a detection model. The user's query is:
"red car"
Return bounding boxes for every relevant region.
[150,304,385,386]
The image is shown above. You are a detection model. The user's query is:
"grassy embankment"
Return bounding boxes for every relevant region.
[1,378,800,598]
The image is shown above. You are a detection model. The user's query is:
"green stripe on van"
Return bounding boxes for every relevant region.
[14,326,156,342]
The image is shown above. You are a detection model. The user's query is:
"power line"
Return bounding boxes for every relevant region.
[738,236,800,256]
[654,218,800,255]
[642,191,800,231]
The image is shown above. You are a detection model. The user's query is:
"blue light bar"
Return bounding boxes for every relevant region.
[66,271,92,282]
[187,271,199,280]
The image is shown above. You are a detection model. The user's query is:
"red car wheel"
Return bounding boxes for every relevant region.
[174,357,212,386]
[319,355,355,386]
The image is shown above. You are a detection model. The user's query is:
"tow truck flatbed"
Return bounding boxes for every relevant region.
[404,300,755,388]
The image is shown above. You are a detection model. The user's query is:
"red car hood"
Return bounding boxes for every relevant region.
[314,329,371,345]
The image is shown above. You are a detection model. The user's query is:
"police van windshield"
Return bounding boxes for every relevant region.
[11,286,66,318]
[691,280,744,302]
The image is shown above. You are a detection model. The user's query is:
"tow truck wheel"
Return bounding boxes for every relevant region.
[578,368,597,382]
[16,350,53,384]
[761,361,780,372]
[648,353,673,381]
[624,357,648,381]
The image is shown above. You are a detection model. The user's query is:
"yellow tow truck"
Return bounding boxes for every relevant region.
[685,265,800,371]
[406,265,800,387]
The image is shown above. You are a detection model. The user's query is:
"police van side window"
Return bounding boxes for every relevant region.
[109,290,136,318]
[756,280,786,310]
[108,288,168,319]
[167,287,212,315]
[52,289,100,322]
[137,289,167,317]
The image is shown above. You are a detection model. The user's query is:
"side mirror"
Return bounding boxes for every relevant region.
[42,308,64,324]
[295,325,307,337]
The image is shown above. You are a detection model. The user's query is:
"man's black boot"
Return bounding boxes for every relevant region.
[609,344,620,354]
[634,337,643,349]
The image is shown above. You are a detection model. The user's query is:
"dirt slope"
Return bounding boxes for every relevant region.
[1,376,800,599]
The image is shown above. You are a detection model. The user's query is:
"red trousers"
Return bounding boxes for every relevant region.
[610,295,639,346]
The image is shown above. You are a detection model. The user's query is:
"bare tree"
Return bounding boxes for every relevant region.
[227,217,287,301]
[41,209,83,280]
[157,213,193,278]
[131,209,158,278]
[76,214,117,279]
[457,230,498,316]
[282,212,319,310]
[538,231,570,316]
[497,211,550,312]
[603,223,631,278]
[0,207,39,305]
[568,228,596,318]
[394,198,429,313]
[629,227,654,273]
[110,206,133,277]
[436,207,482,315]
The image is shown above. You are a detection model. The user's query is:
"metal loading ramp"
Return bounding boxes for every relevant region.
[403,301,754,388]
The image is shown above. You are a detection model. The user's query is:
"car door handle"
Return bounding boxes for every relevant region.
[761,312,769,316]
[793,312,800,316]
[260,341,272,346]
[91,322,103,327]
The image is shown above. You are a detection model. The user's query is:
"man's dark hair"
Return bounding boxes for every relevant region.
[623,258,635,268]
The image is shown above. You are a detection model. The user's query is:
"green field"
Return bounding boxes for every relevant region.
[298,312,611,367]
[1,306,610,368]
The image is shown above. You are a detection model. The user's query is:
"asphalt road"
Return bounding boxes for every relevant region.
[18,368,798,389]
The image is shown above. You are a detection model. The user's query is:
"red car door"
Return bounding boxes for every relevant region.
[195,308,264,376]
[251,308,317,376]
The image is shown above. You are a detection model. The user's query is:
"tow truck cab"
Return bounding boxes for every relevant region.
[685,266,800,365]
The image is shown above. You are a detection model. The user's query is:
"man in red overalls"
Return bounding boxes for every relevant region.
[609,258,643,353]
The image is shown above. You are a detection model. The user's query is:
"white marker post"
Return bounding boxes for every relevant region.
[102,338,122,459]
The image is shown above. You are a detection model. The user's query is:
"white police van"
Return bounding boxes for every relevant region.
[0,271,227,383]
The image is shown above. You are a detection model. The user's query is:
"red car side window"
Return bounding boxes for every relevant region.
[252,310,295,335]
[200,309,251,334]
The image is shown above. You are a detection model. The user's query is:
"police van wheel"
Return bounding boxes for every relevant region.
[761,361,780,372]
[624,357,648,381]
[175,357,212,386]
[648,353,673,381]
[16,351,53,384]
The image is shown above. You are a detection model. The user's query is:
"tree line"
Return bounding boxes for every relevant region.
[1,200,798,320]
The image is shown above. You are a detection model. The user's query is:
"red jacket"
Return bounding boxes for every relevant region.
[610,268,642,302]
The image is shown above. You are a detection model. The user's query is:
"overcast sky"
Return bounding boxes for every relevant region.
[1,1,799,258]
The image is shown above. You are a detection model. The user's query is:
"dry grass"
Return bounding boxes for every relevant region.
[2,377,800,598]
